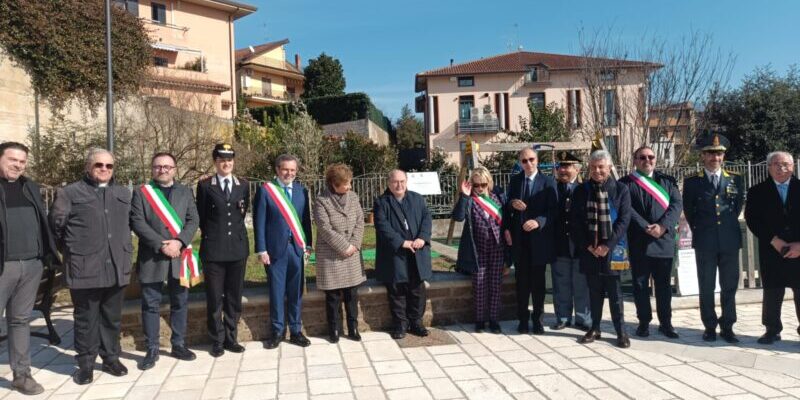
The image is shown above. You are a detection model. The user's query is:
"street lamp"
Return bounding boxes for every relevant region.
[105,0,114,152]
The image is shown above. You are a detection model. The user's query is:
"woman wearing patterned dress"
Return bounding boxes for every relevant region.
[452,167,506,333]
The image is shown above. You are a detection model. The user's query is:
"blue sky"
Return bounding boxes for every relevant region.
[234,0,799,120]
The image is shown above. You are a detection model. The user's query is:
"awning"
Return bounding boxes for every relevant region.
[151,42,202,55]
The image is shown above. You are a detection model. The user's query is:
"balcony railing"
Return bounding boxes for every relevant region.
[523,68,550,85]
[457,117,500,134]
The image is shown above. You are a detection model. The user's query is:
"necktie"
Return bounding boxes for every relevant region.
[778,183,788,205]
[711,174,719,189]
[523,178,531,198]
[223,178,230,200]
[284,185,292,200]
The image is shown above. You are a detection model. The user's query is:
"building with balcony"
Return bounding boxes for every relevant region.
[415,51,660,166]
[235,39,304,108]
[648,101,697,166]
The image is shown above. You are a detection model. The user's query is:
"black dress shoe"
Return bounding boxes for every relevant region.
[101,359,128,376]
[347,330,362,341]
[635,323,650,337]
[210,343,225,358]
[517,321,530,334]
[224,342,245,353]
[757,332,781,345]
[658,326,680,339]
[702,329,717,342]
[575,324,591,332]
[531,321,545,335]
[390,329,406,340]
[550,321,568,330]
[616,333,631,348]
[289,332,311,347]
[139,348,159,371]
[171,346,197,361]
[489,321,502,334]
[73,367,93,385]
[328,328,340,344]
[264,336,282,349]
[720,329,740,344]
[475,321,486,333]
[578,329,601,344]
[409,325,430,337]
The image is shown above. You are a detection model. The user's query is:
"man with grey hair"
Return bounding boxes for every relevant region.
[254,154,313,349]
[0,142,59,395]
[375,169,433,339]
[51,148,132,384]
[745,151,800,344]
[571,150,632,348]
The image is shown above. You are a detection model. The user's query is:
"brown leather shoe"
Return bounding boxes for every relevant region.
[578,329,601,344]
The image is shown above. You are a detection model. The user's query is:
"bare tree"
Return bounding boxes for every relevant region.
[576,26,735,166]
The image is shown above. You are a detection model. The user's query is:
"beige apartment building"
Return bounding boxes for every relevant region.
[415,51,661,166]
[236,39,305,109]
[0,0,257,144]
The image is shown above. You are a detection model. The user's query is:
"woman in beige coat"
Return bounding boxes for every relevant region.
[314,164,366,343]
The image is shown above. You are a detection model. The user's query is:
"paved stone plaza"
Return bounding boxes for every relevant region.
[0,298,799,400]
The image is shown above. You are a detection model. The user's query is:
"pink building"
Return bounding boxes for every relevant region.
[415,51,660,166]
[235,39,305,109]
[115,0,257,119]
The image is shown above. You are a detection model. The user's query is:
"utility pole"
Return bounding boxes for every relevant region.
[105,0,114,152]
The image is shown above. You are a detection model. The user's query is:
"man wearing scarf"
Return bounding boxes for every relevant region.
[620,146,682,339]
[570,150,632,348]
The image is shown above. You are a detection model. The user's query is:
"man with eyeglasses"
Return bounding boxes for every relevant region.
[682,133,744,343]
[0,142,59,394]
[745,151,800,344]
[620,146,682,339]
[50,148,133,384]
[130,152,199,370]
[502,147,558,334]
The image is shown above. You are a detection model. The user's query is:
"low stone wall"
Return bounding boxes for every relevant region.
[321,119,391,146]
[119,273,517,350]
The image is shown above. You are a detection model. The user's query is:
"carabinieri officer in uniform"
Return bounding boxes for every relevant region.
[682,133,744,343]
[196,144,250,357]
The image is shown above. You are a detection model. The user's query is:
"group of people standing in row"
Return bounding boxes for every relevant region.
[453,134,799,352]
[0,133,798,395]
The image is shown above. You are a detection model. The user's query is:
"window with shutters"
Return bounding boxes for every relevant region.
[603,89,618,127]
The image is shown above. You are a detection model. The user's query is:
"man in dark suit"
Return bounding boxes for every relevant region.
[682,134,744,343]
[374,169,433,340]
[196,144,250,357]
[130,152,200,370]
[550,151,591,331]
[571,150,632,348]
[620,146,682,339]
[1,142,59,394]
[50,148,132,384]
[744,151,800,344]
[502,147,558,334]
[253,154,313,349]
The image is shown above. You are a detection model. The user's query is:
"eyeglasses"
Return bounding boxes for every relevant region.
[521,158,536,164]
[637,155,656,161]
[771,162,793,169]
[472,182,488,188]
[152,165,175,171]
[93,163,114,169]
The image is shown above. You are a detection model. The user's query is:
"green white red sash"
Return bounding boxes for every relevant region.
[262,180,307,249]
[140,183,202,288]
[629,171,670,211]
[473,194,502,224]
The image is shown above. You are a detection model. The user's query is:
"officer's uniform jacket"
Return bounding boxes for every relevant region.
[196,175,250,262]
[682,169,744,253]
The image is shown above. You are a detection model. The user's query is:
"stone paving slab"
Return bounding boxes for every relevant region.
[0,299,798,399]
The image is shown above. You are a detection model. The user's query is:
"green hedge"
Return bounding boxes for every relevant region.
[248,93,393,134]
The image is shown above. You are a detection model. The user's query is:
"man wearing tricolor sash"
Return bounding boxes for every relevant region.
[254,154,313,349]
[620,146,682,339]
[130,152,200,370]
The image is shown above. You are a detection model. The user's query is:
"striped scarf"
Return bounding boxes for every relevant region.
[587,180,612,246]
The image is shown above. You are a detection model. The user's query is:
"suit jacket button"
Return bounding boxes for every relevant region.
[228,232,232,235]
[228,222,232,226]
[227,203,230,206]
[228,212,231,216]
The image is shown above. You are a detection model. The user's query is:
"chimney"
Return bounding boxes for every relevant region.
[450,58,454,66]
[295,54,302,69]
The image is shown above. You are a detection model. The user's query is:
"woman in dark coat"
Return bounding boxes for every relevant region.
[452,167,506,333]
[570,150,632,348]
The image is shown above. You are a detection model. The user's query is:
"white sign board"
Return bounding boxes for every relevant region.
[406,172,442,195]
[675,214,721,296]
